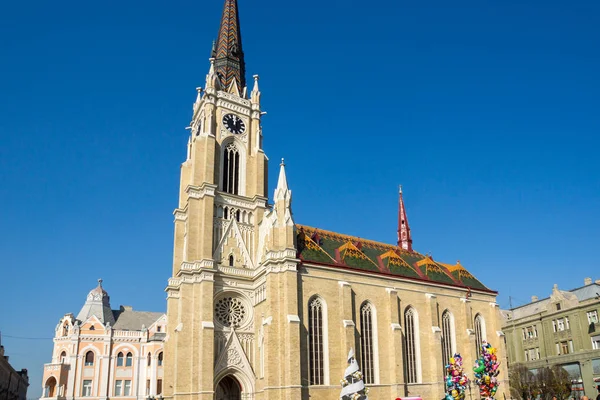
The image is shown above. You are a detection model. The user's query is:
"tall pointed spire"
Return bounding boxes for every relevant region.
[214,0,246,93]
[275,158,290,201]
[397,186,413,252]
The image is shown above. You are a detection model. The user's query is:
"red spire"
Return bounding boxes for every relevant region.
[397,186,413,252]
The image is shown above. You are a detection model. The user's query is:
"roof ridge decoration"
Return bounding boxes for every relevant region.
[214,0,246,94]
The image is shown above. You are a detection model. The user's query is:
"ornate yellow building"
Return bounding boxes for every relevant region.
[40,281,166,400]
[163,1,510,400]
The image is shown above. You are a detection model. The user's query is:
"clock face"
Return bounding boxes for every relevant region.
[222,114,246,134]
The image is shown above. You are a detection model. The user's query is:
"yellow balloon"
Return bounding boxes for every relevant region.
[450,357,456,364]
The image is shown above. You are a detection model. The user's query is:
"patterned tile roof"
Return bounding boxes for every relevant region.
[297,225,492,292]
[213,0,246,91]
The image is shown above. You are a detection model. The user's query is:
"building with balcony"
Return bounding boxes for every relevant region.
[0,339,29,400]
[40,280,166,400]
[502,278,600,398]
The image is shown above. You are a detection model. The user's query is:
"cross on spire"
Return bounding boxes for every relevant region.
[213,0,246,93]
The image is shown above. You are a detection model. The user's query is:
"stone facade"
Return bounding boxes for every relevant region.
[0,342,29,400]
[502,278,600,398]
[163,2,510,400]
[39,281,166,400]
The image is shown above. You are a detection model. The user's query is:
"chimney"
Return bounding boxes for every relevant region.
[531,296,539,302]
[120,305,133,312]
[585,277,593,285]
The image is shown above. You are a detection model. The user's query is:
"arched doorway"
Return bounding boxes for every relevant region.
[215,375,241,400]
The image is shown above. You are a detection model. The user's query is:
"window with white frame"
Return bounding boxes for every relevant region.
[308,297,325,385]
[536,347,541,359]
[561,341,569,354]
[588,310,599,324]
[552,320,557,332]
[360,302,376,384]
[123,380,131,396]
[556,343,561,355]
[404,306,420,383]
[526,326,536,338]
[441,310,455,372]
[569,340,574,353]
[114,381,122,396]
[557,318,565,331]
[528,348,537,361]
[592,336,600,350]
[565,317,570,330]
[125,352,133,367]
[82,380,92,397]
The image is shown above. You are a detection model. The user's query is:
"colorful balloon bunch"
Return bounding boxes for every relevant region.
[473,341,500,399]
[444,353,469,400]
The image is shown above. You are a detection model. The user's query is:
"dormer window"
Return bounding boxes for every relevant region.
[157,326,162,333]
[556,303,562,311]
[89,325,95,331]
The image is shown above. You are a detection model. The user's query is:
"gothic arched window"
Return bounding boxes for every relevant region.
[125,352,133,367]
[84,351,94,366]
[360,302,375,384]
[229,255,234,267]
[441,310,455,371]
[474,314,486,356]
[60,351,67,364]
[308,297,325,385]
[404,306,420,383]
[222,143,240,195]
[62,323,68,337]
[147,352,151,367]
[117,352,124,367]
[158,352,163,367]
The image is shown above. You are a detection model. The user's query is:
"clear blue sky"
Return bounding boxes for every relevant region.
[1,0,599,396]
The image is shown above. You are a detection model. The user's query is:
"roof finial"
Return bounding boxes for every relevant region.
[399,184,403,194]
[280,158,285,166]
[98,278,103,287]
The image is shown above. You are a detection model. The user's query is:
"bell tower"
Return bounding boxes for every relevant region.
[164,1,299,399]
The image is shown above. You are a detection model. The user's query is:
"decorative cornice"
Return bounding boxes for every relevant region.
[215,193,268,210]
[187,183,217,200]
[216,99,251,116]
[173,209,187,222]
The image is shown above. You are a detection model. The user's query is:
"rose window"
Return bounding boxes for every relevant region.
[215,296,247,327]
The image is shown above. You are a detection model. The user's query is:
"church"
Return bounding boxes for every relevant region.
[40,1,509,399]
